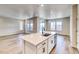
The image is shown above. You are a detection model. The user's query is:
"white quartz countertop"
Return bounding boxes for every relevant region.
[24,32,56,46]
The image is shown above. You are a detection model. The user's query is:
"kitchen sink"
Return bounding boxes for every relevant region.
[42,33,51,37]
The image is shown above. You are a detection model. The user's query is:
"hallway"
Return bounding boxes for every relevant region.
[51,35,79,54]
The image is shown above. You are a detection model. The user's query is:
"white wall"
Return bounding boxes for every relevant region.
[47,17,70,35]
[70,5,77,48]
[77,5,79,50]
[59,17,70,35]
[0,16,19,36]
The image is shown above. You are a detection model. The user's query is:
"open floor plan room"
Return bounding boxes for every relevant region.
[0,4,79,54]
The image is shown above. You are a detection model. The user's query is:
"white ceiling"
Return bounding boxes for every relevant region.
[0,4,71,19]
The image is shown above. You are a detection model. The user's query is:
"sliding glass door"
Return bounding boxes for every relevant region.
[39,20,45,32]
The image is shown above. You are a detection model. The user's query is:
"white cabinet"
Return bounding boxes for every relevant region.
[37,40,48,54]
[24,40,48,54]
[48,37,53,53]
[24,35,56,54]
[77,32,79,50]
[77,42,79,50]
[24,42,37,54]
[48,35,56,53]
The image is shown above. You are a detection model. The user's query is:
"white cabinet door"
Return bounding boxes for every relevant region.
[76,33,79,50]
[24,42,36,54]
[77,42,79,50]
[48,36,54,53]
[77,34,79,50]
[48,38,52,53]
[77,33,79,42]
[37,40,47,54]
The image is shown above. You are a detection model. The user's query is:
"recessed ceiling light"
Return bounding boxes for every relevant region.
[40,4,44,7]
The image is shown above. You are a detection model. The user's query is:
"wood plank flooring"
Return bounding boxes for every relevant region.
[0,34,23,54]
[51,35,79,54]
[0,34,79,54]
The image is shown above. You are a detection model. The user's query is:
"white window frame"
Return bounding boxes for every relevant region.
[50,20,63,32]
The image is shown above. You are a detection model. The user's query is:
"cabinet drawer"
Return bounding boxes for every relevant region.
[37,45,47,54]
[37,40,48,54]
[37,40,47,49]
[48,37,54,53]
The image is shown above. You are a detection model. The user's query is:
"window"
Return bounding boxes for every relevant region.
[40,20,45,32]
[50,20,63,31]
[40,22,45,32]
[29,23,33,32]
[56,21,62,31]
[19,21,24,30]
[26,20,33,32]
[26,23,33,32]
[51,21,55,31]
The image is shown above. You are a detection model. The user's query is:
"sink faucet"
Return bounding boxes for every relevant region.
[42,27,45,35]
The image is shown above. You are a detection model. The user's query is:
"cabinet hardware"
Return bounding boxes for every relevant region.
[42,43,46,45]
[42,47,45,53]
[51,40,53,43]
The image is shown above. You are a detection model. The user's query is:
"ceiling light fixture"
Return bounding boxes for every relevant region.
[40,4,44,7]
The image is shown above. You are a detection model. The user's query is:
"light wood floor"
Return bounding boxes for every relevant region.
[0,34,24,54]
[0,34,79,54]
[51,35,79,54]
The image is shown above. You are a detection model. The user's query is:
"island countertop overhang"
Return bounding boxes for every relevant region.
[24,32,56,46]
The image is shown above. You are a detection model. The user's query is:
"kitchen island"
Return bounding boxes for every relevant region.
[24,32,56,54]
